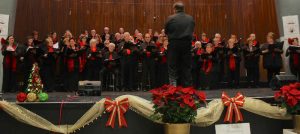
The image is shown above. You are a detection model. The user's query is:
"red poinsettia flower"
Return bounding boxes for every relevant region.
[150,85,207,123]
[274,82,300,109]
[287,95,298,107]
[196,91,206,102]
[181,94,195,107]
[181,87,195,95]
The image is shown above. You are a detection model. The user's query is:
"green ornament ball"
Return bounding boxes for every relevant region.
[38,92,48,102]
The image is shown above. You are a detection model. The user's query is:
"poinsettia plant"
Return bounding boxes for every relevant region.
[150,85,206,123]
[274,82,300,115]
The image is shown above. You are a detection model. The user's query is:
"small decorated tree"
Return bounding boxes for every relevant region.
[26,63,44,94]
[17,63,48,102]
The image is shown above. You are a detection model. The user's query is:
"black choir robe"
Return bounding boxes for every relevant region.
[156,46,168,87]
[118,41,139,91]
[199,52,218,90]
[140,42,157,89]
[261,42,284,82]
[22,45,42,90]
[100,51,120,90]
[78,42,89,80]
[243,45,260,86]
[191,47,204,89]
[225,46,241,87]
[85,47,102,81]
[1,44,18,92]
[64,47,81,91]
[39,45,59,92]
[214,41,226,82]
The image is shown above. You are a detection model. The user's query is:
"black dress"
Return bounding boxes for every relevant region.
[214,41,226,82]
[243,45,260,86]
[191,47,204,89]
[65,47,81,91]
[118,41,139,91]
[225,46,241,88]
[199,51,218,90]
[22,45,42,90]
[1,44,18,92]
[85,47,102,81]
[156,47,168,87]
[100,51,120,90]
[140,42,157,90]
[261,42,284,82]
[39,45,58,92]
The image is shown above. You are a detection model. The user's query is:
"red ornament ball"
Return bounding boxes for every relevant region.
[16,92,27,102]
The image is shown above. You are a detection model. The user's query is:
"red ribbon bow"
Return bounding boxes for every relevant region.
[104,98,129,128]
[221,92,245,123]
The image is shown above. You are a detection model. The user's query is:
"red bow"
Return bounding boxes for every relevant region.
[221,92,245,123]
[104,98,129,128]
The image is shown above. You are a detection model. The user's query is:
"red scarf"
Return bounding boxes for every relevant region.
[126,49,131,55]
[48,46,54,53]
[253,40,257,47]
[156,42,162,48]
[196,49,202,55]
[293,54,299,67]
[160,47,167,63]
[89,47,97,60]
[146,51,151,58]
[67,49,83,72]
[91,47,97,52]
[68,57,83,72]
[229,55,236,71]
[79,57,84,72]
[79,41,86,47]
[202,59,212,74]
[109,53,113,61]
[201,38,209,44]
[4,45,17,72]
[67,59,75,72]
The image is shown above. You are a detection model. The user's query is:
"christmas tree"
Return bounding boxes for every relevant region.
[26,63,44,94]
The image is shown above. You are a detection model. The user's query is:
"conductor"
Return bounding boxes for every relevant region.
[165,2,195,87]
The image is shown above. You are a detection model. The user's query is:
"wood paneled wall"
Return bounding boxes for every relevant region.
[14,0,279,42]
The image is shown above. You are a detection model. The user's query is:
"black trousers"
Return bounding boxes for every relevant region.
[85,60,102,81]
[246,65,259,86]
[40,64,56,92]
[100,68,120,91]
[66,70,79,91]
[168,40,192,87]
[156,63,168,87]
[192,64,201,89]
[142,59,156,89]
[121,56,137,90]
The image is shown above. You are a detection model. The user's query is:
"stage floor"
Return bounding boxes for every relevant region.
[0,88,276,103]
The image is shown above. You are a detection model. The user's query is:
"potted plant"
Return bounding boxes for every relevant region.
[150,85,206,134]
[274,82,300,133]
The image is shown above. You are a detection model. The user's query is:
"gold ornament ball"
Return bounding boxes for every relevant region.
[27,93,37,102]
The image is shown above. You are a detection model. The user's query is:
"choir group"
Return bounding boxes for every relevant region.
[1,27,300,93]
